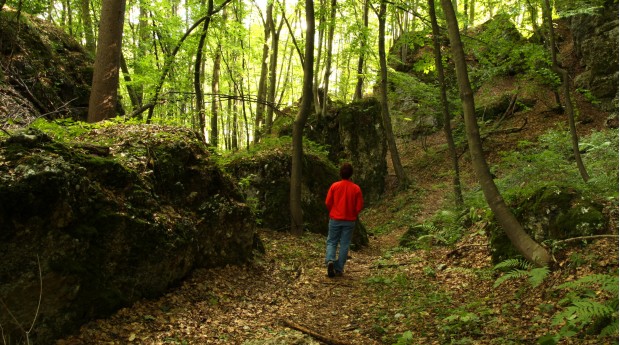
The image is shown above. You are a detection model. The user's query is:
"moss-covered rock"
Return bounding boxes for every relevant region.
[487,185,608,263]
[0,124,255,344]
[223,139,369,249]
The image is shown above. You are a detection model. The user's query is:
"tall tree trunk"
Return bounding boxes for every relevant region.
[440,0,550,266]
[119,52,141,109]
[266,0,284,135]
[194,0,214,142]
[211,44,222,147]
[428,0,463,206]
[321,0,337,118]
[254,1,273,143]
[80,0,95,55]
[542,0,589,183]
[87,0,126,122]
[290,0,314,236]
[313,0,325,117]
[377,0,408,188]
[354,0,369,100]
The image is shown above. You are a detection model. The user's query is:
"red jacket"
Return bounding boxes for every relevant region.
[325,179,364,221]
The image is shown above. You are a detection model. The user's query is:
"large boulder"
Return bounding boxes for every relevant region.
[0,123,255,344]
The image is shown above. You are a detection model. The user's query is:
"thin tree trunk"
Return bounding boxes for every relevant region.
[254,1,272,143]
[290,0,314,236]
[440,0,550,266]
[87,0,126,122]
[194,0,214,142]
[211,44,222,147]
[266,1,284,134]
[354,0,369,100]
[321,0,337,118]
[313,0,325,118]
[542,0,589,182]
[377,0,408,188]
[119,52,141,110]
[80,0,95,55]
[428,0,463,206]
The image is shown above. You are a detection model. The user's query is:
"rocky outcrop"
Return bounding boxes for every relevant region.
[569,2,619,112]
[224,140,369,249]
[0,124,255,344]
[0,9,92,129]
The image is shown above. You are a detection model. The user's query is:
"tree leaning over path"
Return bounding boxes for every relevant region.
[439,0,550,266]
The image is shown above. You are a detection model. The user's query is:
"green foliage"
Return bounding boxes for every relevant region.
[400,209,467,249]
[466,128,619,211]
[392,330,414,345]
[539,274,619,344]
[493,258,550,288]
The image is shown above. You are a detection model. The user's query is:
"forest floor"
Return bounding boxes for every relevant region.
[57,87,618,345]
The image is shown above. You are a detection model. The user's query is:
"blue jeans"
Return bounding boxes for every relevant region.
[325,219,355,273]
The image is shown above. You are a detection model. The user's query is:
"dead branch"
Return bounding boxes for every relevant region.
[281,319,352,345]
[554,235,618,245]
[487,117,528,135]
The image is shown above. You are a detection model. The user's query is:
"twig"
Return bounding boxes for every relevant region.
[281,319,352,345]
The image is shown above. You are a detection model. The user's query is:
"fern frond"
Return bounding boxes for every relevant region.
[528,267,550,288]
[494,258,532,271]
[494,269,529,287]
[557,274,619,293]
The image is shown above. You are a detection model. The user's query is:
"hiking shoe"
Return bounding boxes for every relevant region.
[327,261,335,278]
[335,271,343,277]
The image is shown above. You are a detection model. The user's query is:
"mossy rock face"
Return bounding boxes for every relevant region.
[0,10,92,127]
[0,125,254,344]
[488,185,608,263]
[224,145,369,249]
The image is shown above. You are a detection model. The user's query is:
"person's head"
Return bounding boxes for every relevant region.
[340,163,353,180]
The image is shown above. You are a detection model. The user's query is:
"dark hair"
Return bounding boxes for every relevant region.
[340,163,353,179]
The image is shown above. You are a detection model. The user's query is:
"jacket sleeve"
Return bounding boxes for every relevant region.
[355,188,364,215]
[325,185,334,211]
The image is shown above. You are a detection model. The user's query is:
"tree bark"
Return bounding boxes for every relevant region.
[290,0,314,236]
[542,0,589,183]
[377,0,408,189]
[211,43,222,147]
[354,0,369,100]
[266,0,284,135]
[321,0,337,118]
[80,0,95,55]
[254,1,272,143]
[87,0,126,123]
[428,0,463,207]
[194,0,214,142]
[440,0,550,266]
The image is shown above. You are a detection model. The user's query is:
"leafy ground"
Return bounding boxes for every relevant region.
[56,82,618,345]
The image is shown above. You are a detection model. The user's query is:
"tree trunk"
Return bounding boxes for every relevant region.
[87,0,126,123]
[377,0,408,189]
[211,44,222,147]
[354,0,369,100]
[440,0,550,266]
[254,1,272,143]
[313,0,325,118]
[542,0,589,183]
[266,1,284,135]
[428,0,463,207]
[194,0,214,142]
[80,0,95,55]
[290,0,314,236]
[119,52,141,110]
[321,0,337,117]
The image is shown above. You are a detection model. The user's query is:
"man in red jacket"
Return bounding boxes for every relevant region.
[324,163,364,278]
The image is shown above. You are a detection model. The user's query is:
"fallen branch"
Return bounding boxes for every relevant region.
[281,319,352,345]
[553,234,618,245]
